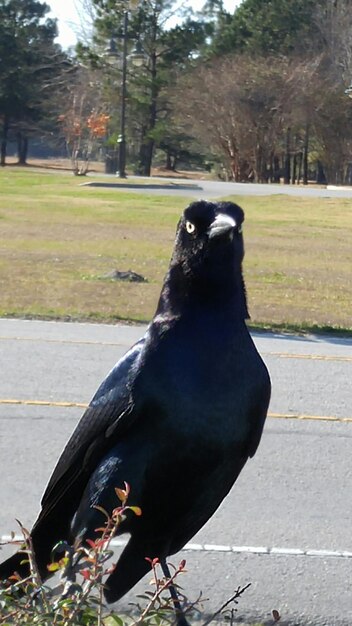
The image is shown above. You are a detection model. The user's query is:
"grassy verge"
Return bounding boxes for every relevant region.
[0,168,351,333]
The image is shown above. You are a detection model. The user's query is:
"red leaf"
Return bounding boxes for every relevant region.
[115,482,131,503]
[115,487,127,502]
[94,538,108,549]
[81,569,91,581]
[8,573,21,581]
[145,556,159,566]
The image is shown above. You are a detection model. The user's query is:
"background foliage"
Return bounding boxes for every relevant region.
[1,0,352,183]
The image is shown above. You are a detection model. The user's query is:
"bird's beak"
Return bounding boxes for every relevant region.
[208,214,236,239]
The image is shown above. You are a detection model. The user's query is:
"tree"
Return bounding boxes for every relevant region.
[151,118,208,171]
[0,0,67,165]
[176,55,286,182]
[175,52,331,183]
[75,0,352,183]
[208,0,318,57]
[57,67,110,175]
[185,0,352,185]
[314,0,352,82]
[78,0,210,175]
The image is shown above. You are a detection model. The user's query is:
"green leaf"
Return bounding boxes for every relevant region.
[129,506,142,516]
[104,615,125,626]
[47,561,60,572]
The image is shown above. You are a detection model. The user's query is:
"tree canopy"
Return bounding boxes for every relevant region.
[1,0,352,183]
[0,0,68,164]
[209,0,319,56]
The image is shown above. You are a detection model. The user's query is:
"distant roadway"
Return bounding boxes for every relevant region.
[83,174,352,199]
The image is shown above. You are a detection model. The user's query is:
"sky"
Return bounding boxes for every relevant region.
[48,0,242,49]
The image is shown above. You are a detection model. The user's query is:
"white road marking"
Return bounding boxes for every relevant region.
[2,536,352,559]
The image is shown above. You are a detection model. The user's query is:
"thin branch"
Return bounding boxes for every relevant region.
[201,583,252,626]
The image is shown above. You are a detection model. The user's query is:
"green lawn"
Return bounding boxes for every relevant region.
[0,168,351,332]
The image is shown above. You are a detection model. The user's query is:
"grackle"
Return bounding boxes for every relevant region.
[0,200,271,623]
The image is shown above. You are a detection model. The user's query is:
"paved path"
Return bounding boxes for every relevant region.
[84,174,352,199]
[0,319,351,625]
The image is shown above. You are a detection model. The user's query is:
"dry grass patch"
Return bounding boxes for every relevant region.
[240,195,352,330]
[0,168,351,331]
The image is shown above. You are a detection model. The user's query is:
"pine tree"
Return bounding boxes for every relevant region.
[0,0,67,164]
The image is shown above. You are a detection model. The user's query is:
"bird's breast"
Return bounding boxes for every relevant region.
[138,318,269,450]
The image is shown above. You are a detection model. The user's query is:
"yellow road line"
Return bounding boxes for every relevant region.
[0,336,351,362]
[0,399,351,422]
[269,412,352,423]
[0,399,88,408]
[266,352,352,363]
[0,335,125,347]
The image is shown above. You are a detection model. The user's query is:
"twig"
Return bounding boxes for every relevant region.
[131,565,178,625]
[97,582,104,626]
[200,583,251,626]
[15,519,50,614]
[0,608,22,623]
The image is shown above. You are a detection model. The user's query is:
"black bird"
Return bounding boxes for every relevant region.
[0,200,271,618]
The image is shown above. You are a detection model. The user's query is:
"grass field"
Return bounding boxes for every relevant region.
[0,167,351,333]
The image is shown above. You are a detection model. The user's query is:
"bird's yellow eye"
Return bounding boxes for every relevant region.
[186,221,196,234]
[238,225,243,234]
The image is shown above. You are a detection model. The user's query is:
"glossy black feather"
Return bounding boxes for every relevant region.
[0,200,271,602]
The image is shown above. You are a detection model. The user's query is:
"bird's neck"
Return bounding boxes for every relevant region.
[155,263,249,320]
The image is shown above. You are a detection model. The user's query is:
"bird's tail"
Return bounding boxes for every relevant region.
[0,531,55,584]
[104,537,152,603]
[0,551,30,582]
[0,513,72,584]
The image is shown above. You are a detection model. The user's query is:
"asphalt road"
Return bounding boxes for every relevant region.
[84,175,352,199]
[0,319,351,625]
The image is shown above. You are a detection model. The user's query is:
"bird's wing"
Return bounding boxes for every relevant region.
[40,335,147,514]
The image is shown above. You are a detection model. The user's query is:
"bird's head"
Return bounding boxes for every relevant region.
[157,200,249,319]
[177,200,245,266]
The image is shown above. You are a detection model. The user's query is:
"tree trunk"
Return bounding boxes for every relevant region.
[137,143,151,176]
[268,153,273,182]
[165,151,172,170]
[292,135,299,184]
[1,116,9,166]
[292,153,297,184]
[273,155,280,183]
[137,16,158,177]
[284,127,291,184]
[316,160,327,184]
[297,151,303,183]
[17,133,28,165]
[303,123,309,185]
[347,163,352,185]
[141,140,154,176]
[255,145,266,183]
